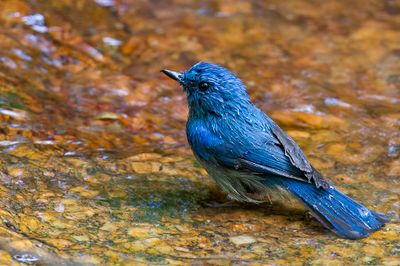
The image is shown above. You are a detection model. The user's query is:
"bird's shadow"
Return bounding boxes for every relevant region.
[122,178,321,230]
[199,189,309,220]
[197,194,326,236]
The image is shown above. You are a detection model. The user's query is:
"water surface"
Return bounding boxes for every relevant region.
[0,0,399,265]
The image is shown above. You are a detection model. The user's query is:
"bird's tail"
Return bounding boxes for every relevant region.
[278,179,388,239]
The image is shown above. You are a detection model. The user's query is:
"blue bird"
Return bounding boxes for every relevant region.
[161,62,388,239]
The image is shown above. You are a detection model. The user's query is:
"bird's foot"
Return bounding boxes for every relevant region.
[304,211,314,222]
[202,200,238,208]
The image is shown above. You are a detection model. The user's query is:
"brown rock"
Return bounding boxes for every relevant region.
[385,160,400,176]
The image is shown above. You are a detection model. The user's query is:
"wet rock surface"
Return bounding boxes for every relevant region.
[0,0,398,265]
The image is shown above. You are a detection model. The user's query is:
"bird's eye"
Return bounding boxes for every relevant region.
[198,81,210,91]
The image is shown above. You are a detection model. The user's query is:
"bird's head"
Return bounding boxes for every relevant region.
[162,62,250,118]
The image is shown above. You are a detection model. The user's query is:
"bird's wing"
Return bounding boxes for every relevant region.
[271,123,329,188]
[239,122,329,189]
[189,122,329,189]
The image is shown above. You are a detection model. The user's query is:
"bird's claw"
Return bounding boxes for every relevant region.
[202,200,238,208]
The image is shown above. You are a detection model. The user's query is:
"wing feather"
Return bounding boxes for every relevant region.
[188,120,329,189]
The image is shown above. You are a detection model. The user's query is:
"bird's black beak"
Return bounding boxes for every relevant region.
[161,69,183,82]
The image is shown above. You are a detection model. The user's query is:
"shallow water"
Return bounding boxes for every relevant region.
[0,0,399,265]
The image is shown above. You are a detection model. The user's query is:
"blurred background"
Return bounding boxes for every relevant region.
[0,0,398,265]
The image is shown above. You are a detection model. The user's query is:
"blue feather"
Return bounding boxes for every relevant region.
[276,178,388,239]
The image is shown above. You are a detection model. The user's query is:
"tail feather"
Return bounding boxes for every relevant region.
[278,179,388,239]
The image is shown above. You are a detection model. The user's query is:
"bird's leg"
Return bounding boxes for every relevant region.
[202,200,238,208]
[303,210,314,222]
